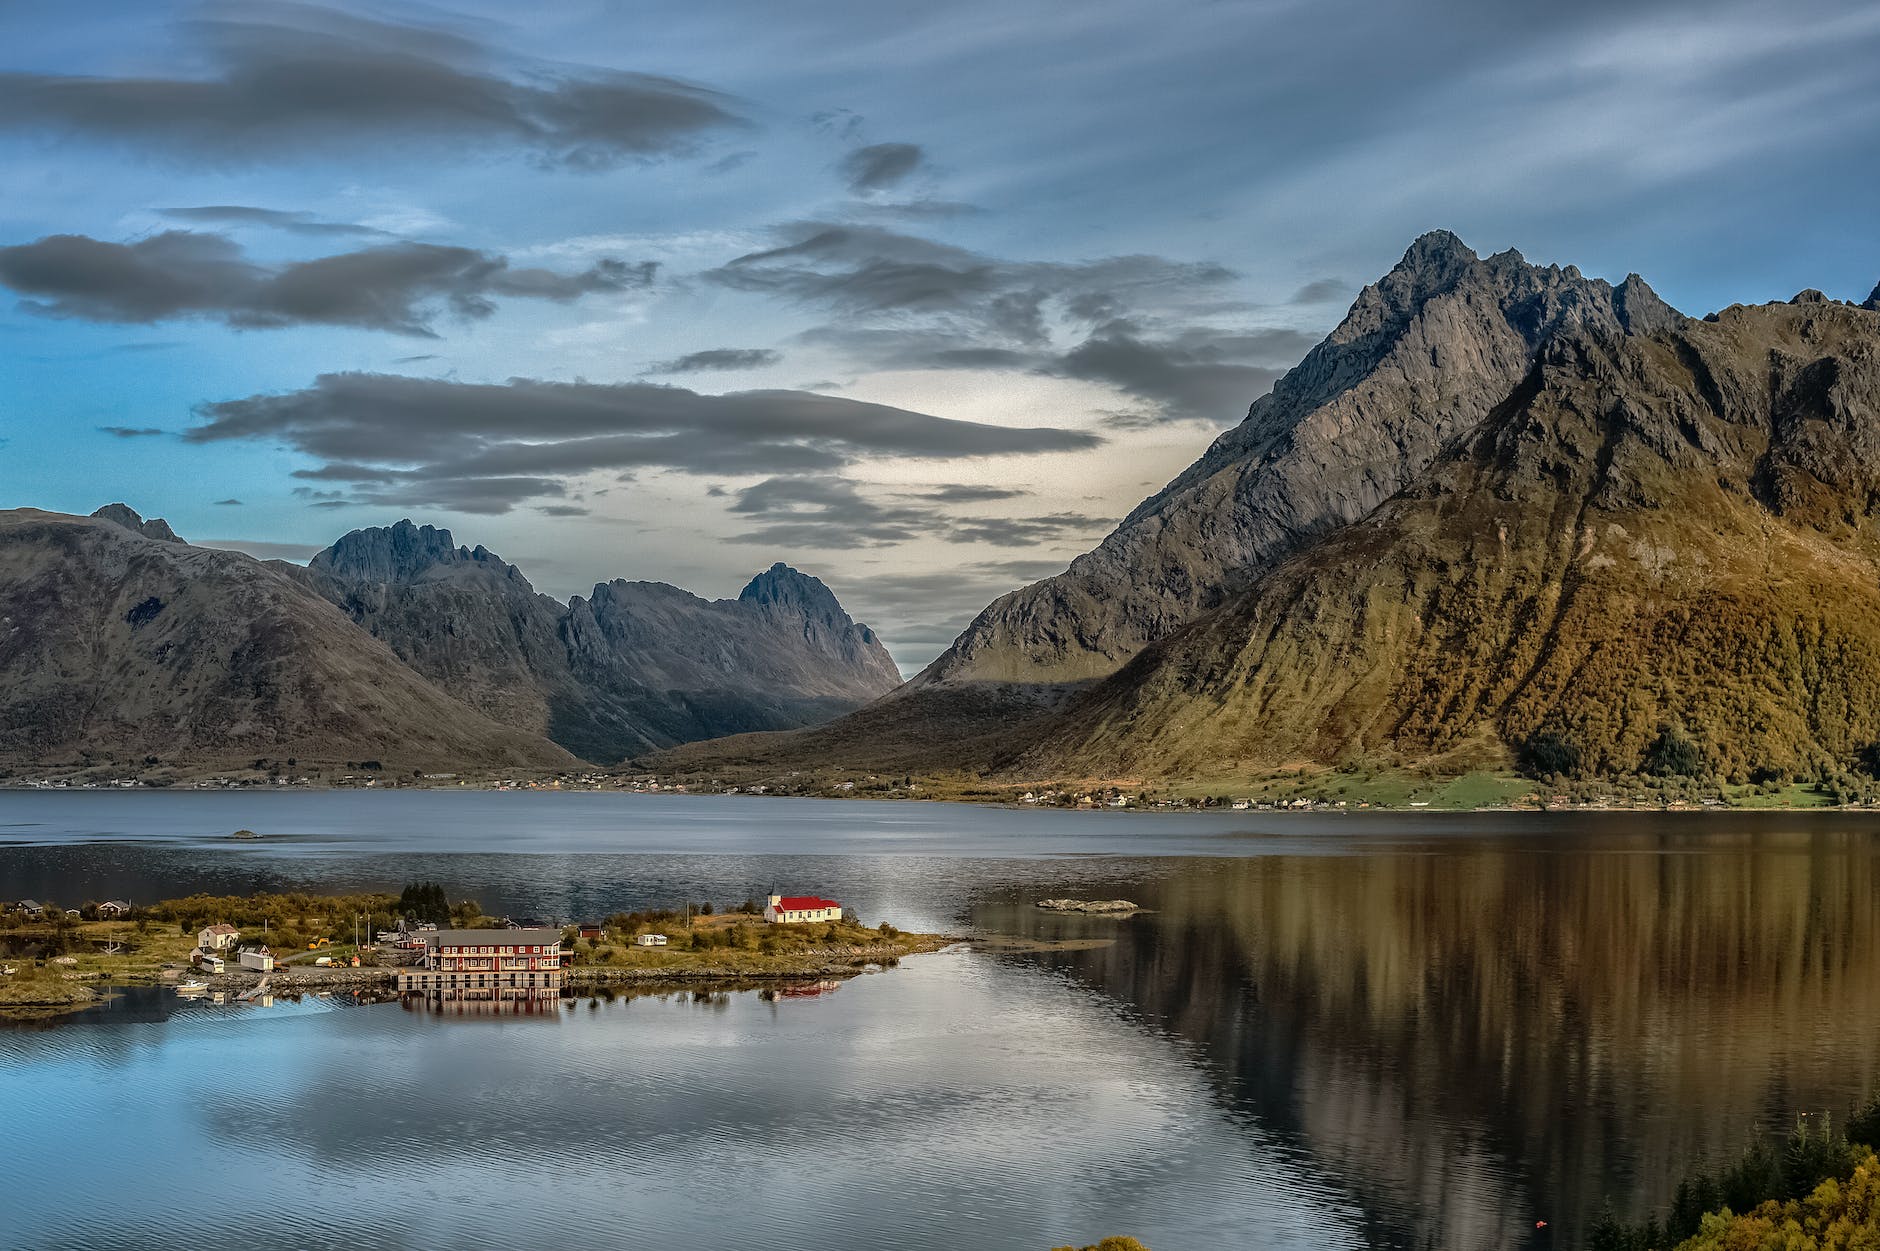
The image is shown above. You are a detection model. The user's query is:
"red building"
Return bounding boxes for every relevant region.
[396,928,565,990]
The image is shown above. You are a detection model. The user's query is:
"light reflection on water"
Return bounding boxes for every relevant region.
[0,793,1877,1249]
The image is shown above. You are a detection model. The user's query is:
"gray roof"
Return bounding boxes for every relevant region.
[423,928,563,947]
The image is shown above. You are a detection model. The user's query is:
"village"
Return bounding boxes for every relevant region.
[0,889,946,1015]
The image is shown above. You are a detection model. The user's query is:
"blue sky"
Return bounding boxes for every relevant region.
[3,0,1877,671]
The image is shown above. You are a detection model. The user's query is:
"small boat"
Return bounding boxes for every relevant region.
[175,979,208,993]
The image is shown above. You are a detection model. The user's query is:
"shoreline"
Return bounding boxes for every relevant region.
[1,780,1872,815]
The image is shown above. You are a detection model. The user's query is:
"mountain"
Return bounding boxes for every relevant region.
[1022,290,1880,781]
[304,521,901,761]
[0,508,571,771]
[657,235,1880,785]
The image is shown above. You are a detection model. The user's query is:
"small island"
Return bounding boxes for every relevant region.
[0,886,951,1017]
[1036,898,1140,914]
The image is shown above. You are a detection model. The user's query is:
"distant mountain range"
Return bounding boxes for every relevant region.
[0,508,898,772]
[664,232,1880,786]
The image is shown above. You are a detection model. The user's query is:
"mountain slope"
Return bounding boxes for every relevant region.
[654,240,1880,786]
[0,508,573,770]
[1021,292,1880,780]
[923,230,1683,693]
[306,522,901,762]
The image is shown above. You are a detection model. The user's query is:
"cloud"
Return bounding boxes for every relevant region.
[0,3,745,169]
[184,372,1102,513]
[98,425,164,438]
[710,222,1305,422]
[1290,278,1350,304]
[158,205,389,237]
[1049,324,1310,423]
[725,476,1108,550]
[194,538,322,563]
[644,347,782,374]
[0,232,652,335]
[841,142,926,193]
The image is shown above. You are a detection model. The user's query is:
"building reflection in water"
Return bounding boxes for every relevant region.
[402,988,563,1018]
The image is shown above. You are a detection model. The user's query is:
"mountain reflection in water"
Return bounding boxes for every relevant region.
[994,832,1880,1248]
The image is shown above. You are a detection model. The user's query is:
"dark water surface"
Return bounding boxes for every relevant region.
[2,792,1877,1250]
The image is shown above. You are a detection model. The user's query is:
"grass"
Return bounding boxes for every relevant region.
[564,910,949,978]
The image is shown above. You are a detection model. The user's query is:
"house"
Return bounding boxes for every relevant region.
[763,893,843,925]
[198,924,241,951]
[395,928,566,991]
[97,900,132,919]
[577,924,607,942]
[16,900,43,918]
[238,946,274,972]
[634,933,668,947]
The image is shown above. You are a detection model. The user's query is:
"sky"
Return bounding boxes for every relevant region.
[2,0,1877,674]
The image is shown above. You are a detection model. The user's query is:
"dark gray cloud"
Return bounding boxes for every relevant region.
[905,484,1029,503]
[644,347,782,374]
[726,476,1108,550]
[158,205,390,237]
[0,3,744,169]
[0,232,651,335]
[1051,324,1310,423]
[712,222,1309,423]
[98,425,164,438]
[186,372,1101,513]
[945,513,1108,547]
[1290,278,1351,304]
[841,142,926,193]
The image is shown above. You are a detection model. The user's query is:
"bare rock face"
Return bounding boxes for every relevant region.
[91,503,184,544]
[307,525,901,762]
[1022,296,1880,781]
[1864,281,1880,312]
[920,231,1687,693]
[0,509,571,770]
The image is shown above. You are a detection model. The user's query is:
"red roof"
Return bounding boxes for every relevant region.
[775,896,841,911]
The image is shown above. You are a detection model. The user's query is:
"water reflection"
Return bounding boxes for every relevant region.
[996,830,1880,1249]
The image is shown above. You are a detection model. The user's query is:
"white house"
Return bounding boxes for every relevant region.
[238,946,274,972]
[634,933,668,947]
[199,923,240,951]
[763,893,843,925]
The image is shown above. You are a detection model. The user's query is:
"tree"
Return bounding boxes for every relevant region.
[1643,718,1704,777]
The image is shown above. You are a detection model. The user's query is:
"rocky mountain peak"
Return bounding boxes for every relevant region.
[309,519,520,586]
[1863,281,1879,311]
[738,562,848,625]
[91,503,183,543]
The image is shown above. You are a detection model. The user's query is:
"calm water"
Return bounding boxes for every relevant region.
[2,792,1878,1250]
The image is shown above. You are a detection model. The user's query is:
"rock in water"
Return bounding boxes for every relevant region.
[1036,899,1140,914]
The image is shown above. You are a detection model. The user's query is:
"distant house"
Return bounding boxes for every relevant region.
[577,925,607,942]
[16,900,43,918]
[199,924,240,951]
[97,900,132,919]
[238,946,274,972]
[634,933,668,947]
[763,893,843,925]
